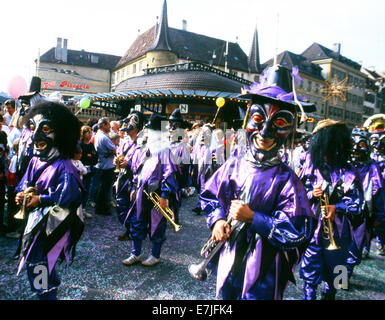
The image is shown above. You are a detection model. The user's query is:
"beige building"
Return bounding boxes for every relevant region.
[37,38,121,101]
[302,43,366,128]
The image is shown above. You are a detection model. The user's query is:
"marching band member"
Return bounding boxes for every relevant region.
[122,113,179,267]
[115,111,145,241]
[299,120,365,300]
[15,101,84,300]
[364,114,385,256]
[198,65,315,300]
[346,128,384,278]
[192,123,216,215]
[167,108,190,223]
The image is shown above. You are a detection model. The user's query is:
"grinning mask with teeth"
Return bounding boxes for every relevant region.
[246,103,294,162]
[29,114,59,162]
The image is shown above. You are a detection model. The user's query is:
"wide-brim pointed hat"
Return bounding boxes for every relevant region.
[169,108,188,129]
[239,65,316,115]
[144,112,166,131]
[18,76,42,100]
[121,110,145,132]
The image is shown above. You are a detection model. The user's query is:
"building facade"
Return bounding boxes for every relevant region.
[302,42,367,128]
[37,38,121,101]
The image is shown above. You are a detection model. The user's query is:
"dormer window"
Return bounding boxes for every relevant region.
[91,55,99,64]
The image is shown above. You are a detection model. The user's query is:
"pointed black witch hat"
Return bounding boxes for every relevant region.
[239,65,315,121]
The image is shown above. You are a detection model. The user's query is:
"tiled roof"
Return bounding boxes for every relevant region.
[262,50,324,81]
[114,69,248,93]
[39,48,121,71]
[301,42,361,71]
[115,26,250,73]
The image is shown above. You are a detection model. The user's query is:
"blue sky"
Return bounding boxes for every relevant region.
[1,0,384,93]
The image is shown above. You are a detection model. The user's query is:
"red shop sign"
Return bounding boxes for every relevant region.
[60,80,90,90]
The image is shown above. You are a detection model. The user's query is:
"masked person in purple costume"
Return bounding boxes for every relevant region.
[16,77,48,182]
[114,111,145,241]
[346,128,385,277]
[364,114,385,255]
[14,101,84,300]
[122,113,179,267]
[192,123,216,215]
[198,65,316,300]
[167,108,190,224]
[299,119,366,300]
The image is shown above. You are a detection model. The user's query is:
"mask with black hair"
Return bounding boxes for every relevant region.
[309,121,351,170]
[24,101,81,162]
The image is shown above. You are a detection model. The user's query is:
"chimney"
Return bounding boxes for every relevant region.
[333,43,341,55]
[62,39,68,63]
[182,19,187,31]
[55,37,62,60]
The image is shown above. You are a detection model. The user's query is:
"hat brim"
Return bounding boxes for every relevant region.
[239,93,316,113]
[18,91,37,100]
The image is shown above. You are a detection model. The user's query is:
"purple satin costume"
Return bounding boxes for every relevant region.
[125,147,179,258]
[16,156,84,299]
[115,140,139,228]
[199,153,314,300]
[298,156,365,299]
[371,153,385,247]
[346,161,385,276]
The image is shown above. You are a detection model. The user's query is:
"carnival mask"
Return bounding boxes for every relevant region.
[369,131,385,155]
[351,128,369,163]
[199,125,214,146]
[168,122,185,143]
[30,114,59,162]
[246,103,294,161]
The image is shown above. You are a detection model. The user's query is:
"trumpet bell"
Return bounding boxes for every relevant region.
[14,210,24,220]
[188,262,208,281]
[326,242,340,251]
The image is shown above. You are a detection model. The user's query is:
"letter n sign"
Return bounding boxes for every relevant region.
[179,104,188,114]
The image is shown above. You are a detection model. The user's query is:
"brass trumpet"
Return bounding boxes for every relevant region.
[114,154,126,173]
[143,190,182,232]
[14,187,37,220]
[188,216,244,281]
[320,192,340,251]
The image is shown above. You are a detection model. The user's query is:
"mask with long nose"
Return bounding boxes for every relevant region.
[246,103,294,161]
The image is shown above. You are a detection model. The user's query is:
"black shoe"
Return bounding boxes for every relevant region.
[118,233,131,241]
[192,207,201,215]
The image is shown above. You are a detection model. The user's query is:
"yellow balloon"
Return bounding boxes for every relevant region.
[216,97,225,108]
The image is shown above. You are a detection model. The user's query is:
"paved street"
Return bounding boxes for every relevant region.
[1,195,385,300]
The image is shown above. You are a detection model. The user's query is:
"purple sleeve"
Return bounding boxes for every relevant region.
[39,172,82,208]
[250,175,314,250]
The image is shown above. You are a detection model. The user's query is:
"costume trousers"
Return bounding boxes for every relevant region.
[300,218,351,299]
[129,205,166,259]
[26,236,61,300]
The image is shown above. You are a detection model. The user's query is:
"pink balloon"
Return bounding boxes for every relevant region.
[7,76,28,99]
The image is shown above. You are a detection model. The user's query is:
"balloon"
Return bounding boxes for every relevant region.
[80,97,90,109]
[216,97,225,108]
[7,76,28,99]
